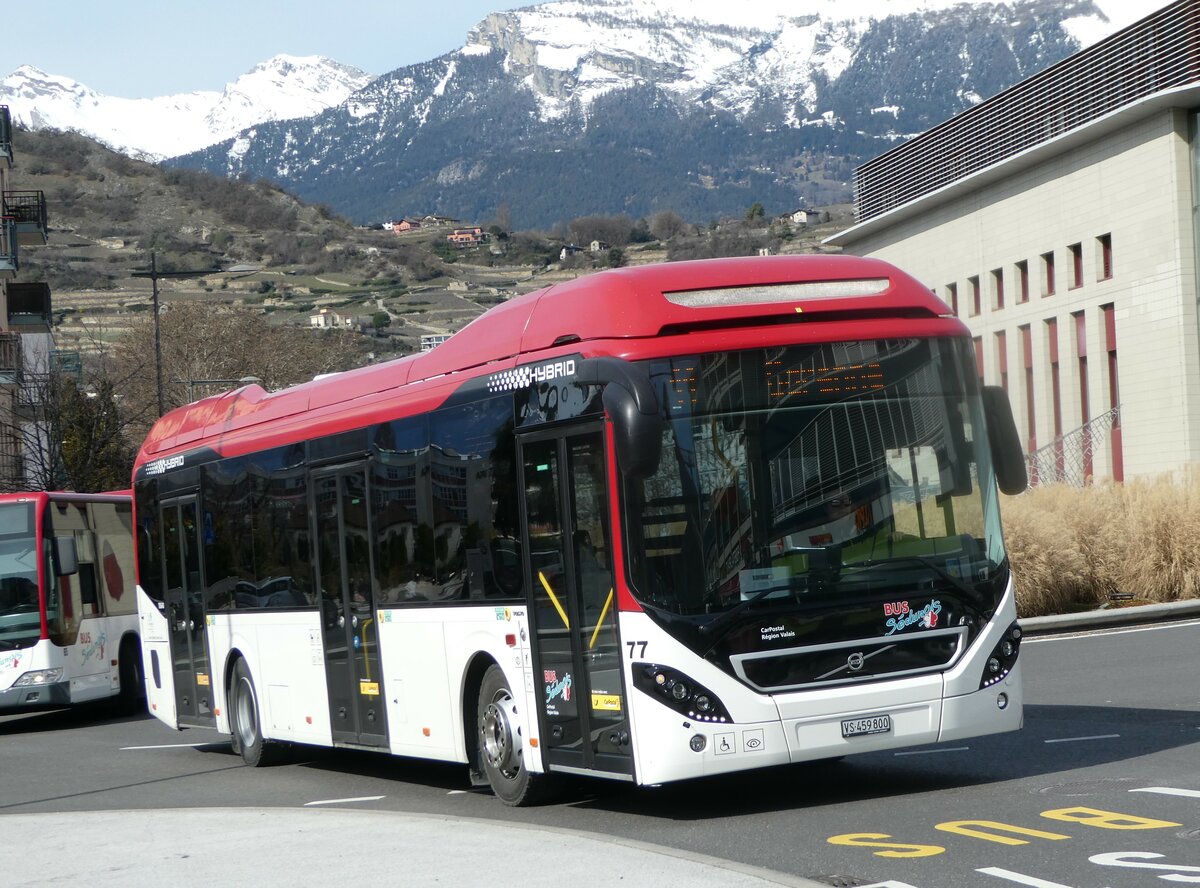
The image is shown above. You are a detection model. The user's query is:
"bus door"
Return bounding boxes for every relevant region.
[161,497,214,727]
[312,465,387,749]
[518,425,631,778]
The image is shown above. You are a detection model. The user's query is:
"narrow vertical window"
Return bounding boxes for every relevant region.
[1102,303,1122,482]
[1020,324,1036,463]
[1069,242,1083,288]
[946,282,958,315]
[1097,233,1113,280]
[995,330,1008,392]
[1041,251,1055,297]
[1046,317,1063,480]
[973,336,984,381]
[1016,260,1029,303]
[991,268,1004,310]
[969,275,981,316]
[1073,310,1091,482]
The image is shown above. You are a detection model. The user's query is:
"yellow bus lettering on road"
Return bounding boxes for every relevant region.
[1040,807,1181,831]
[827,833,945,858]
[935,821,1071,846]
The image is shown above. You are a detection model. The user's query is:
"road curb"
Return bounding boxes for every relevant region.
[1019,598,1200,635]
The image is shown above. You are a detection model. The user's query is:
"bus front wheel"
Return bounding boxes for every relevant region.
[230,659,283,766]
[477,664,552,806]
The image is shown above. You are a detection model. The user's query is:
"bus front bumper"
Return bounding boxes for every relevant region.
[0,680,72,712]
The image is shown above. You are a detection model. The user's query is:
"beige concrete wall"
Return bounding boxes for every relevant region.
[842,109,1199,482]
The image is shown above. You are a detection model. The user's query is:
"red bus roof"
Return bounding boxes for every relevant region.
[136,255,956,466]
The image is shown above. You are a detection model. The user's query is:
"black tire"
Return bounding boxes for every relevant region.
[477,663,553,806]
[230,659,283,766]
[116,637,145,715]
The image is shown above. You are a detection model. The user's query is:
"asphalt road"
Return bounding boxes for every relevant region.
[2,618,1197,888]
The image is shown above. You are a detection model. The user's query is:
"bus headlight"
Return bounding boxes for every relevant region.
[14,668,64,687]
[633,664,731,723]
[978,621,1022,689]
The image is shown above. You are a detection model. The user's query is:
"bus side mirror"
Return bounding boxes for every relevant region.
[603,384,662,479]
[53,536,79,576]
[981,386,1028,495]
[576,356,663,479]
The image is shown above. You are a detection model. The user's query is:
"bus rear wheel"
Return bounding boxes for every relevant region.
[230,659,284,766]
[477,664,552,806]
[116,637,145,714]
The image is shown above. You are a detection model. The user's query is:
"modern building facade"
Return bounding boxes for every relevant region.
[828,0,1200,485]
[0,104,55,488]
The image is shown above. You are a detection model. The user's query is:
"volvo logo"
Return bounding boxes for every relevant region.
[847,652,866,672]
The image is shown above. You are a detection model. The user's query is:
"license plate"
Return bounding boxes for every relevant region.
[841,714,892,738]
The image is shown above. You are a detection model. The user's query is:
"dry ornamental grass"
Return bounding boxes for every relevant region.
[1003,473,1200,616]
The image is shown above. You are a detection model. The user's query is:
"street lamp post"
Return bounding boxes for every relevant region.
[131,252,222,417]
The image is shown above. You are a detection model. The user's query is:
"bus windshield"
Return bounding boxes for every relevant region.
[0,502,41,650]
[623,338,1008,621]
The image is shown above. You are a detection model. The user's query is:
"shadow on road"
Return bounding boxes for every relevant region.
[0,702,152,735]
[541,703,1200,819]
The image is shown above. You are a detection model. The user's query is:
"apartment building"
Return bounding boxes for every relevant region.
[828,0,1200,484]
[0,104,54,487]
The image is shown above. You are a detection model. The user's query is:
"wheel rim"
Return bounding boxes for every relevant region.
[480,690,521,777]
[235,676,258,750]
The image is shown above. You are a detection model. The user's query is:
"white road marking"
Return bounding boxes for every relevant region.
[893,746,970,756]
[1043,734,1119,744]
[1131,786,1200,799]
[447,790,467,795]
[303,795,385,807]
[977,866,1101,887]
[120,742,221,750]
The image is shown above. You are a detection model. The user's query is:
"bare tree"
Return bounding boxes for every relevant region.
[111,301,363,442]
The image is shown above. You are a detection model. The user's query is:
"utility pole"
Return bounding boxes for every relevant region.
[131,252,222,417]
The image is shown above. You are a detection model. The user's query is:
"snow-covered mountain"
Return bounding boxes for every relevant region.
[170,0,1136,227]
[0,55,376,160]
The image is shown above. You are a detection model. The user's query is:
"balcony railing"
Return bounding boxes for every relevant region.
[0,106,12,166]
[0,218,16,278]
[2,191,47,246]
[1025,406,1121,487]
[6,282,52,330]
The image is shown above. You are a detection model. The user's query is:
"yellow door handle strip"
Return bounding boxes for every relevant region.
[588,588,615,650]
[538,571,570,629]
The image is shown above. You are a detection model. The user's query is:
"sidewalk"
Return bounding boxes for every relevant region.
[3,807,830,888]
[1019,597,1200,635]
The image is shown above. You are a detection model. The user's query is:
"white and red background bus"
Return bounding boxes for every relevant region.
[0,490,140,712]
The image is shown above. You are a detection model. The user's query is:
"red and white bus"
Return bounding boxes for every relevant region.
[134,255,1027,804]
[0,490,141,713]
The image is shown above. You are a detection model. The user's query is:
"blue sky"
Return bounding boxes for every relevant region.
[6,1,532,97]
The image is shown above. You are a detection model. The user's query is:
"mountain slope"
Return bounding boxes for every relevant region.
[169,0,1120,228]
[0,55,375,160]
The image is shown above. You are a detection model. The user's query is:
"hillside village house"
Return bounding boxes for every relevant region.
[0,104,55,488]
[309,308,371,332]
[828,1,1200,485]
[447,227,487,248]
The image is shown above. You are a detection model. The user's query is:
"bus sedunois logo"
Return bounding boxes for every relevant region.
[145,454,186,476]
[487,359,577,394]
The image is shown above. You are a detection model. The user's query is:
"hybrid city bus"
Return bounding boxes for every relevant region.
[134,255,1027,804]
[0,490,141,712]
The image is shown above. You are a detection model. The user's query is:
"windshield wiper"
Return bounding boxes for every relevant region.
[699,582,797,640]
[841,555,978,597]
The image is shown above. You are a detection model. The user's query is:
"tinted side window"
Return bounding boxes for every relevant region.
[90,502,137,617]
[247,445,313,609]
[201,457,253,610]
[371,417,430,604]
[429,396,520,602]
[134,480,163,602]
